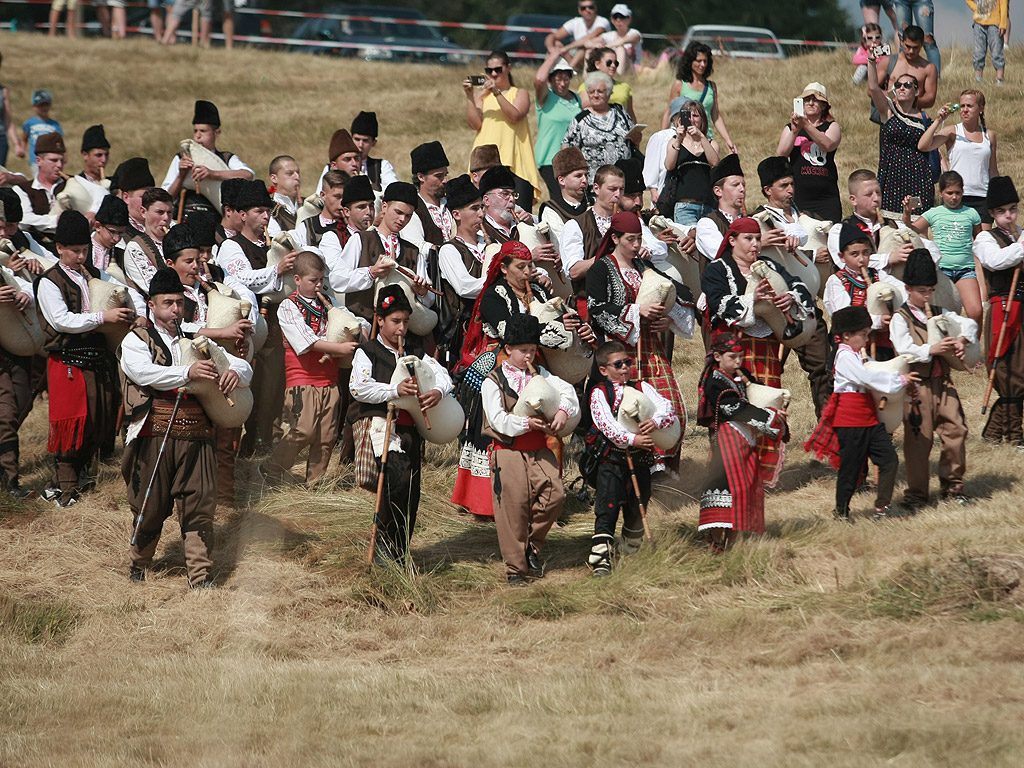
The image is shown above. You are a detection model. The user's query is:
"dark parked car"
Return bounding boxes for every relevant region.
[489,14,565,60]
[291,5,472,64]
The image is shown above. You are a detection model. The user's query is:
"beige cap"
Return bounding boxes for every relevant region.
[799,82,828,101]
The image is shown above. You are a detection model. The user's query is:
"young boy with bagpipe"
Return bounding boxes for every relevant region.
[805,305,919,521]
[350,285,452,564]
[581,340,676,576]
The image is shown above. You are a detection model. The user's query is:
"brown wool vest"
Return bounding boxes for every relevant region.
[415,197,445,247]
[347,230,419,322]
[121,327,173,426]
[896,304,948,379]
[37,263,103,354]
[481,367,520,446]
[441,239,483,318]
[271,202,298,233]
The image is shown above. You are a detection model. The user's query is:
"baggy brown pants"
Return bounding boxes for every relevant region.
[490,447,564,577]
[123,434,217,584]
[214,426,240,506]
[903,376,967,505]
[266,384,341,483]
[0,354,32,487]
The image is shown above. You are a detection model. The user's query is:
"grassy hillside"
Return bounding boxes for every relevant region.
[3,33,1024,767]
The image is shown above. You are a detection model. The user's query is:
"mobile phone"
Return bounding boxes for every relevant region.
[468,75,486,86]
[872,44,891,57]
[679,109,692,125]
[907,196,922,209]
[793,97,804,117]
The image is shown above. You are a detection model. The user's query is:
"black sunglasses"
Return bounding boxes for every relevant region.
[485,66,504,74]
[606,358,634,370]
[579,4,596,9]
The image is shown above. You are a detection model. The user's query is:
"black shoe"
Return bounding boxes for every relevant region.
[873,505,913,521]
[832,507,852,523]
[5,484,36,500]
[526,547,544,578]
[129,566,146,582]
[41,485,61,503]
[942,492,971,506]
[506,574,528,587]
[591,564,611,578]
[189,577,216,589]
[55,490,80,508]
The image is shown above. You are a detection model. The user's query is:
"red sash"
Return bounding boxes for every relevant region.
[493,430,548,452]
[988,296,1022,364]
[833,392,878,427]
[46,355,88,453]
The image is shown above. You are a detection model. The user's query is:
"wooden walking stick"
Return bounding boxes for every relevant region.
[982,266,1021,414]
[366,337,403,568]
[625,449,654,547]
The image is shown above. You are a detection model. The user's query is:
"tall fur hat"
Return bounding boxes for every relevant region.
[162,223,198,259]
[0,188,23,223]
[341,175,375,206]
[350,111,378,138]
[469,144,501,174]
[830,305,872,337]
[375,284,413,317]
[149,267,186,297]
[411,141,449,175]
[186,211,218,247]
[479,165,517,195]
[55,210,91,246]
[111,157,154,194]
[95,194,128,227]
[234,179,273,211]
[382,181,418,208]
[902,248,937,287]
[81,124,110,152]
[838,220,872,252]
[552,147,588,179]
[987,176,1019,211]
[192,100,220,127]
[615,158,645,195]
[445,174,481,211]
[710,153,743,186]
[757,156,792,190]
[502,312,541,346]
[328,129,358,161]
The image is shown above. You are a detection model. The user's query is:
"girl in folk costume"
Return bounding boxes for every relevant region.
[452,240,592,518]
[975,176,1024,444]
[701,217,815,387]
[696,332,788,551]
[804,306,919,521]
[586,211,695,469]
[37,211,136,507]
[823,220,906,362]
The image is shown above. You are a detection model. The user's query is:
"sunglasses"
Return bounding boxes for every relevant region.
[603,59,619,67]
[579,4,596,9]
[606,358,634,370]
[484,66,504,74]
[864,34,882,41]
[893,81,916,90]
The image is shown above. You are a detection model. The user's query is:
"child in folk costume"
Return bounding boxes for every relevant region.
[452,240,585,519]
[263,250,363,485]
[481,313,580,585]
[805,306,919,521]
[586,340,677,575]
[890,249,976,507]
[0,245,37,499]
[586,211,694,470]
[120,268,252,587]
[975,176,1024,444]
[122,187,174,296]
[37,211,136,507]
[701,217,815,387]
[350,286,453,562]
[823,220,906,361]
[697,332,788,551]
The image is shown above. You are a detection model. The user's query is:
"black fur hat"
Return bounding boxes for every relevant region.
[838,220,872,252]
[234,179,273,211]
[162,223,198,259]
[902,248,937,287]
[81,124,110,152]
[110,157,154,194]
[55,210,91,246]
[479,164,517,195]
[757,156,792,190]
[95,194,128,227]
[987,176,1019,211]
[615,158,645,195]
[342,175,375,206]
[382,181,419,208]
[192,100,220,127]
[375,284,413,317]
[149,267,186,297]
[186,211,218,247]
[445,174,481,211]
[0,188,23,223]
[410,141,449,175]
[502,313,541,346]
[830,305,872,337]
[351,110,378,138]
[710,153,743,186]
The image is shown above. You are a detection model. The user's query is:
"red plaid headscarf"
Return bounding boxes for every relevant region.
[593,211,643,262]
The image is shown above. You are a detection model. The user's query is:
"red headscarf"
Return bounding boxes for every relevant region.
[714,216,761,261]
[457,239,533,371]
[593,210,643,262]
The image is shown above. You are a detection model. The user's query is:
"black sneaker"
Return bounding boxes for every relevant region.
[506,574,528,587]
[832,507,852,523]
[189,577,216,590]
[129,566,146,582]
[5,484,36,500]
[943,493,971,506]
[55,490,80,508]
[41,486,61,503]
[591,564,611,578]
[526,547,544,578]
[873,505,913,521]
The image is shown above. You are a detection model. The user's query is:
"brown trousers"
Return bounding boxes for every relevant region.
[0,354,32,487]
[904,376,967,505]
[244,314,286,451]
[490,447,564,577]
[123,434,217,584]
[266,384,341,483]
[53,368,118,493]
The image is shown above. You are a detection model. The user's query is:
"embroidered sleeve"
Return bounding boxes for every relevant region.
[590,386,635,447]
[587,258,637,343]
[702,260,757,328]
[215,239,281,293]
[639,381,677,429]
[276,298,321,356]
[123,240,158,294]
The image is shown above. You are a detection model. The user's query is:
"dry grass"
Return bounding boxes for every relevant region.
[3,33,1024,767]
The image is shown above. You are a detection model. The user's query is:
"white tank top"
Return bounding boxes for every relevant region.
[949,122,991,197]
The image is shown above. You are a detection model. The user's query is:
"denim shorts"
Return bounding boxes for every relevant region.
[860,0,894,8]
[940,265,976,283]
[673,200,712,228]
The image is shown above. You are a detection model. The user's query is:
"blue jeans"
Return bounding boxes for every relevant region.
[674,201,712,228]
[892,0,941,75]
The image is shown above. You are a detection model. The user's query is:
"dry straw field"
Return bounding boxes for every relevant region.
[4,33,1024,767]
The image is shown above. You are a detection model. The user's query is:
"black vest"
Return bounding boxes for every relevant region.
[228,233,268,270]
[983,228,1024,302]
[366,158,383,191]
[539,196,587,224]
[355,337,424,420]
[300,215,336,249]
[414,197,445,248]
[347,231,419,322]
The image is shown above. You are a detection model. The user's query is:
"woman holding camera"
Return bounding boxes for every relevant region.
[662,42,736,155]
[464,50,541,201]
[868,46,934,218]
[776,82,843,222]
[562,71,636,185]
[662,100,719,226]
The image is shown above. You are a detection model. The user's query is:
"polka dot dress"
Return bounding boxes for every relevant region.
[878,105,935,215]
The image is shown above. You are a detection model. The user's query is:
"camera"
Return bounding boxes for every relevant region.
[468,75,487,86]
[872,44,891,57]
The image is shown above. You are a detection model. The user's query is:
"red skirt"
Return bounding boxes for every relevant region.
[699,423,765,533]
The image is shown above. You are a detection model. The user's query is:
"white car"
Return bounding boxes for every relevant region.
[679,24,785,60]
